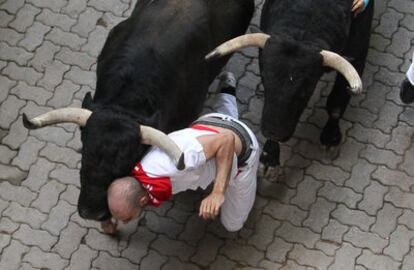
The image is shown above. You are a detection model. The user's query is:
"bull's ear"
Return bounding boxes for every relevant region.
[82,92,93,109]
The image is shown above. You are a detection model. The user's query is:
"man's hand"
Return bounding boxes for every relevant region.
[199,192,225,220]
[352,0,365,16]
[101,218,118,234]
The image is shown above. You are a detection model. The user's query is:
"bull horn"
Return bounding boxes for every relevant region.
[205,33,271,61]
[23,108,92,129]
[320,50,363,94]
[140,125,185,170]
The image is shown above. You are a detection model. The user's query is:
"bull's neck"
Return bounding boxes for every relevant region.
[94,103,160,127]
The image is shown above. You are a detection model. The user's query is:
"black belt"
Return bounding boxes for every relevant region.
[192,116,253,167]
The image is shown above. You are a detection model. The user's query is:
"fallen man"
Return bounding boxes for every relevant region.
[102,72,260,234]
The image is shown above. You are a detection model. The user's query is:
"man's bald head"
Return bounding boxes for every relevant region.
[107,176,147,223]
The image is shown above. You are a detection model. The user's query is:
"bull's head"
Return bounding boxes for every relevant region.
[205,33,362,141]
[22,96,185,221]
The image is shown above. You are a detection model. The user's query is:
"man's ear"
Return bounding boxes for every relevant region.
[82,92,93,109]
[139,195,149,206]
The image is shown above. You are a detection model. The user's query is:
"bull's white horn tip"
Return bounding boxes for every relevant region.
[205,50,220,61]
[22,113,40,129]
[176,153,185,170]
[349,85,363,95]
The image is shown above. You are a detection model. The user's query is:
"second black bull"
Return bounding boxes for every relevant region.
[207,0,374,174]
[23,0,254,221]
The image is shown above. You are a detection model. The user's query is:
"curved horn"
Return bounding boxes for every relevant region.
[320,50,363,94]
[140,125,185,170]
[23,108,92,129]
[205,33,271,61]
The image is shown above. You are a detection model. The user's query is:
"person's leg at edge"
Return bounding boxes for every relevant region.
[407,52,414,85]
[400,52,414,104]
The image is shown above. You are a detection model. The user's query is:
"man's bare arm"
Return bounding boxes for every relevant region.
[197,132,236,220]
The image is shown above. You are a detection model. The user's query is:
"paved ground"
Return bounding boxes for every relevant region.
[0,0,413,269]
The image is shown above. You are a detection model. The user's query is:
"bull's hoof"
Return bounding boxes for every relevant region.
[320,121,342,147]
[258,163,282,180]
[259,140,281,179]
[322,145,340,160]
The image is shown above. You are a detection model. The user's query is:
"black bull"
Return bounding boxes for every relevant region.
[207,0,374,169]
[23,0,254,221]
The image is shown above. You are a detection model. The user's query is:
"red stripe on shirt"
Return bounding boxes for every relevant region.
[131,163,172,207]
[191,124,219,133]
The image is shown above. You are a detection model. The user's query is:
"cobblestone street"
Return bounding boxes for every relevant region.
[0,0,414,269]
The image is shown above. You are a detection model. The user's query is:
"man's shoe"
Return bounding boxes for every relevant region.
[217,71,237,95]
[400,78,414,104]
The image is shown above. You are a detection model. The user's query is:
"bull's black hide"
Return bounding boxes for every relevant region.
[80,0,254,220]
[25,0,254,221]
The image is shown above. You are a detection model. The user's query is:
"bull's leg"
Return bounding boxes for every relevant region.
[258,139,281,178]
[321,0,373,148]
[321,58,366,147]
[320,77,350,147]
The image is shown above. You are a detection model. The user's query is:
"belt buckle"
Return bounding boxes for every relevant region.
[223,116,232,122]
[213,115,231,121]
